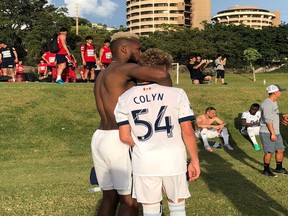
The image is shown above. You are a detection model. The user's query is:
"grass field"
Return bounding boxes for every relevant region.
[1,72,288,216]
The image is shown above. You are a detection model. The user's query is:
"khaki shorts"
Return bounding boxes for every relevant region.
[133,173,191,204]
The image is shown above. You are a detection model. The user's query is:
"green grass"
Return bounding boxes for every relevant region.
[1,73,288,215]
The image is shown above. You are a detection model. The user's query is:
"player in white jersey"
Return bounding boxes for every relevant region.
[240,103,261,151]
[114,48,200,216]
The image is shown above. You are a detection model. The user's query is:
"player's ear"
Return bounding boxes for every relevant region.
[120,45,128,54]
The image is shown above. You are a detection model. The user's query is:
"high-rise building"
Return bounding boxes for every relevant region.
[211,6,281,29]
[126,0,211,36]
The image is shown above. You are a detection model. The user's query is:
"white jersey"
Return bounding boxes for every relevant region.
[114,83,195,176]
[241,110,261,131]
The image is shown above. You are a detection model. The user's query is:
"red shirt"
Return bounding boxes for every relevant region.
[38,63,47,74]
[42,52,56,66]
[101,46,112,63]
[57,34,67,55]
[16,63,24,74]
[81,44,96,62]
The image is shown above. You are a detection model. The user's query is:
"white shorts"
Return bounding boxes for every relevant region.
[201,128,222,138]
[91,130,132,195]
[133,173,191,204]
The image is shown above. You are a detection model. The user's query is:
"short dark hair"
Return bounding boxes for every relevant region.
[189,55,196,59]
[251,103,260,109]
[0,41,5,44]
[85,36,93,41]
[217,54,222,58]
[104,39,110,43]
[205,106,216,113]
[60,27,68,32]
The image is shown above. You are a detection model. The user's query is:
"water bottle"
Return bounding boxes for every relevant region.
[263,79,266,85]
[88,186,101,192]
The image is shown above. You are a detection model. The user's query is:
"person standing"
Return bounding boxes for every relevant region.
[114,48,200,216]
[91,32,171,216]
[260,84,288,177]
[55,27,70,84]
[80,36,99,82]
[214,54,227,85]
[0,41,19,82]
[99,39,112,68]
[240,103,261,151]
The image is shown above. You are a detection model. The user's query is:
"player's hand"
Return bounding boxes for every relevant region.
[82,61,86,66]
[188,161,200,182]
[270,134,277,142]
[281,114,288,126]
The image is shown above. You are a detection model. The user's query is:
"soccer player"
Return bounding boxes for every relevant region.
[240,103,261,151]
[196,107,234,152]
[80,36,99,82]
[114,48,200,216]
[91,32,171,216]
[38,60,47,77]
[42,51,56,74]
[0,41,19,82]
[99,39,112,68]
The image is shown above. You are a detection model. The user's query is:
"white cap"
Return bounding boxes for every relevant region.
[266,84,286,93]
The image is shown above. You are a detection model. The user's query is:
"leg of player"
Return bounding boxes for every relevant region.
[118,195,139,216]
[168,198,186,216]
[97,190,119,216]
[142,202,162,216]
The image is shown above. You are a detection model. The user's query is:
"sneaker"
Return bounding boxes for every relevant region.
[262,170,277,177]
[222,82,228,85]
[213,142,222,149]
[253,143,260,151]
[224,144,234,150]
[56,79,65,84]
[204,146,213,152]
[274,168,288,174]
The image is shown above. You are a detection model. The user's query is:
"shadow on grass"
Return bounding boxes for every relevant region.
[198,128,288,215]
[236,73,254,82]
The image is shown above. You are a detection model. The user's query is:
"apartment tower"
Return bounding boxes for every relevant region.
[126,0,211,36]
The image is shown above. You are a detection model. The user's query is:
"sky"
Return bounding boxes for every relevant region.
[48,0,288,27]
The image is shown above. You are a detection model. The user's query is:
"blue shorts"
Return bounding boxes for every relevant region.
[259,132,285,154]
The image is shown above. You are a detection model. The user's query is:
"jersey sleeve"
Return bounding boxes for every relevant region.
[114,95,129,126]
[80,44,85,53]
[262,103,274,124]
[178,89,195,123]
[241,111,248,120]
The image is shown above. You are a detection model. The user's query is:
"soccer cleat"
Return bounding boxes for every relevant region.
[56,79,65,84]
[262,170,277,177]
[224,144,234,150]
[253,143,260,151]
[213,142,222,149]
[274,168,288,175]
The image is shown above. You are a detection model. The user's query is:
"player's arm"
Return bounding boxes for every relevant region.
[42,54,49,64]
[262,106,277,141]
[99,48,104,63]
[118,124,135,147]
[181,121,200,182]
[196,116,214,129]
[241,118,253,127]
[125,64,172,87]
[281,114,288,126]
[80,45,86,65]
[60,34,70,55]
[13,49,18,63]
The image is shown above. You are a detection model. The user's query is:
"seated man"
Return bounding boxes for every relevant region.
[196,106,234,152]
[186,55,211,84]
[240,103,261,151]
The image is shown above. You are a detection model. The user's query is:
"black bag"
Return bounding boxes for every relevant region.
[47,33,60,53]
[24,73,39,82]
[0,75,12,82]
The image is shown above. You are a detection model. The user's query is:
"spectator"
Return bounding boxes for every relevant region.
[80,36,99,82]
[115,48,200,216]
[186,55,210,84]
[99,39,112,68]
[0,41,19,82]
[42,51,56,74]
[260,84,287,177]
[196,106,234,152]
[91,32,171,216]
[240,103,261,151]
[55,27,70,84]
[196,55,212,83]
[214,54,227,85]
[16,60,24,75]
[38,60,47,77]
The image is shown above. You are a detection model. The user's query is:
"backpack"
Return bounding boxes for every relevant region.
[47,33,60,53]
[212,60,218,72]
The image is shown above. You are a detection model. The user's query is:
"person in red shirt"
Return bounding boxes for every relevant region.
[16,60,24,75]
[42,51,56,73]
[80,36,99,82]
[38,60,47,77]
[55,27,70,84]
[99,39,112,69]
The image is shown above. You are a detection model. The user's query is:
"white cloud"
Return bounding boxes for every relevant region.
[64,0,118,18]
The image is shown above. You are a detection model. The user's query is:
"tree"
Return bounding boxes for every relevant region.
[243,48,262,81]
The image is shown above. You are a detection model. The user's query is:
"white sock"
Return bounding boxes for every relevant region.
[56,75,61,81]
[168,200,186,216]
[143,203,162,216]
[247,127,258,144]
[221,128,230,145]
[200,129,210,147]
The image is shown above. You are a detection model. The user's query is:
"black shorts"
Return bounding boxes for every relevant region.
[56,54,67,64]
[84,62,96,70]
[47,66,56,72]
[1,59,15,69]
[216,70,225,78]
